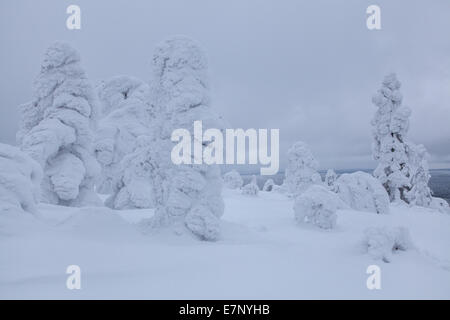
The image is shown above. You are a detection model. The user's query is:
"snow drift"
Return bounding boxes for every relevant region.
[0,143,42,215]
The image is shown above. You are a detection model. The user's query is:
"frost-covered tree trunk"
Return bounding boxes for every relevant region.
[371,73,413,203]
[325,169,337,191]
[94,76,155,206]
[144,36,225,240]
[18,42,101,207]
[285,141,322,196]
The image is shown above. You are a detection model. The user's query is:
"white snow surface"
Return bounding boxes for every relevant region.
[1,189,450,299]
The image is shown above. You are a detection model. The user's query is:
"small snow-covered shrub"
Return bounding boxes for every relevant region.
[242,175,259,196]
[293,185,347,229]
[335,171,390,214]
[0,143,42,214]
[223,170,243,189]
[285,141,322,196]
[430,197,450,214]
[362,226,413,263]
[262,178,275,192]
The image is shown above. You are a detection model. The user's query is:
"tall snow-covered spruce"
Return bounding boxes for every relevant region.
[143,36,225,241]
[285,141,322,196]
[371,73,413,203]
[18,42,101,206]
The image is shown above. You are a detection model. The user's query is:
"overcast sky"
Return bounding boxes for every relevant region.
[1,0,449,170]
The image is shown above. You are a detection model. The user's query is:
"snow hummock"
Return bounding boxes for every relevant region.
[293,185,348,229]
[223,170,243,189]
[334,171,390,215]
[362,226,413,263]
[430,197,450,214]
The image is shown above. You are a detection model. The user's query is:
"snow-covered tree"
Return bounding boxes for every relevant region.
[262,178,275,192]
[144,36,225,241]
[223,170,243,189]
[406,144,432,207]
[0,143,42,215]
[105,135,160,209]
[293,185,347,229]
[94,75,153,196]
[324,169,337,191]
[19,42,101,206]
[285,141,322,196]
[371,73,413,203]
[242,175,259,196]
[334,171,390,214]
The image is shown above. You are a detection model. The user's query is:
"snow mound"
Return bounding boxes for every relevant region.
[430,197,450,214]
[362,226,413,263]
[223,170,243,189]
[335,171,390,214]
[0,143,42,215]
[58,207,138,239]
[293,185,347,229]
[185,205,221,241]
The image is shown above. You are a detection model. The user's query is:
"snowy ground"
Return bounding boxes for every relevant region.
[1,189,450,299]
